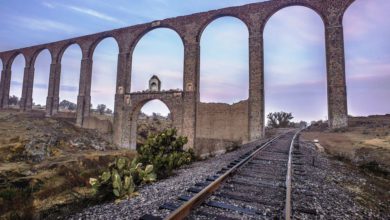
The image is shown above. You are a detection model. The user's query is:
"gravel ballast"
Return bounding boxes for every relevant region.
[68,139,269,220]
[292,140,390,219]
[68,132,390,220]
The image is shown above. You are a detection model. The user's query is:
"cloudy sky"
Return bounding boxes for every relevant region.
[0,0,389,121]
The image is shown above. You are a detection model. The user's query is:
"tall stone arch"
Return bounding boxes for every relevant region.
[0,51,29,109]
[45,42,82,116]
[195,15,252,148]
[19,48,54,111]
[0,57,4,106]
[76,36,121,126]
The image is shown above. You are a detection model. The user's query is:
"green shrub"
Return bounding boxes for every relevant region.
[0,187,18,201]
[89,157,156,199]
[137,128,195,179]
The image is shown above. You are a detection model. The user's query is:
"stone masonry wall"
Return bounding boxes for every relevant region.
[195,100,249,157]
[196,100,249,142]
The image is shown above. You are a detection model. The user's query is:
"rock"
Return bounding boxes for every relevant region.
[90,140,105,151]
[48,135,59,147]
[9,136,20,143]
[24,139,50,162]
[10,143,25,154]
[70,137,106,151]
[70,138,87,149]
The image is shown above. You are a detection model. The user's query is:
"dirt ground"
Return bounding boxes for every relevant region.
[0,111,136,219]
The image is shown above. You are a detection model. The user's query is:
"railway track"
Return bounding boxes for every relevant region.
[141,130,301,220]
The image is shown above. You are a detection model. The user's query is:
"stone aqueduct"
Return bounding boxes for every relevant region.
[0,0,355,153]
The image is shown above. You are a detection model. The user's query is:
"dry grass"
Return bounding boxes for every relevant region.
[302,131,390,165]
[302,116,390,177]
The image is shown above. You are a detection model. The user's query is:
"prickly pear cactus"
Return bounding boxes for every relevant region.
[89,157,156,199]
[136,128,194,179]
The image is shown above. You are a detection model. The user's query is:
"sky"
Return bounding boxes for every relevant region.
[0,0,389,121]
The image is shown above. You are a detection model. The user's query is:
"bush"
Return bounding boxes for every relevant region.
[90,157,156,199]
[137,128,195,179]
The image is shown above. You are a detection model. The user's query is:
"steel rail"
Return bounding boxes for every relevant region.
[164,133,287,220]
[284,130,301,220]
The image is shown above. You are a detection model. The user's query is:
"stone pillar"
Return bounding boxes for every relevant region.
[25,66,35,111]
[76,57,93,126]
[325,24,348,129]
[1,68,12,108]
[20,65,34,111]
[248,32,265,141]
[113,51,132,148]
[129,113,137,149]
[0,69,6,109]
[182,42,200,149]
[46,62,61,116]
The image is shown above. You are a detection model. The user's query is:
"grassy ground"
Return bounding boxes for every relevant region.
[0,111,136,219]
[301,115,390,177]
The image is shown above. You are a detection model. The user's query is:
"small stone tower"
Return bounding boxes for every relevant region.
[149,75,161,92]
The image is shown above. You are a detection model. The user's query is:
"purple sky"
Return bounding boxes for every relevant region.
[0,0,389,121]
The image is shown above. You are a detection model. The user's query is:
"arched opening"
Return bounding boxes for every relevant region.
[91,37,119,120]
[264,6,326,125]
[32,49,51,110]
[131,28,183,92]
[59,44,82,115]
[134,99,172,149]
[9,54,25,109]
[200,17,249,104]
[0,58,3,84]
[344,0,390,116]
[196,17,250,147]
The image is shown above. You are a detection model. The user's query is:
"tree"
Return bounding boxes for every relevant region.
[267,112,294,128]
[299,121,308,129]
[97,104,106,115]
[8,95,19,105]
[59,100,77,111]
[105,108,113,115]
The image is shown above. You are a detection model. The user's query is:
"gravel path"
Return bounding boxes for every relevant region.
[68,139,270,220]
[292,139,390,219]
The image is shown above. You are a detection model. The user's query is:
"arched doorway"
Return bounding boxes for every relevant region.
[130,99,173,149]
